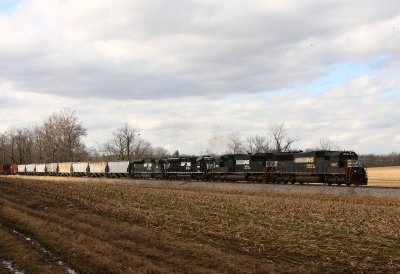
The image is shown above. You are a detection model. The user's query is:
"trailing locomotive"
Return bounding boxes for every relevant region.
[0,150,368,186]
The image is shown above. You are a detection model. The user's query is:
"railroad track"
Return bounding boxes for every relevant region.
[2,175,400,198]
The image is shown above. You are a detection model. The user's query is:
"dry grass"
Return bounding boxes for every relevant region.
[0,176,400,273]
[0,265,9,274]
[0,225,66,273]
[367,166,400,187]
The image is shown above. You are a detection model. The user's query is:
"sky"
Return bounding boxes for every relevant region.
[0,0,399,154]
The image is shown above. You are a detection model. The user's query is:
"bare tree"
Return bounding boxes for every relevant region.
[134,139,154,158]
[13,128,34,164]
[0,133,8,164]
[152,146,169,158]
[227,132,244,154]
[41,109,87,162]
[246,135,270,153]
[102,123,170,160]
[319,138,341,150]
[32,125,45,162]
[59,109,87,161]
[269,123,298,153]
[7,129,16,163]
[106,123,139,160]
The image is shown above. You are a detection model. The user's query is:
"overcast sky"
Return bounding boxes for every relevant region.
[0,0,399,154]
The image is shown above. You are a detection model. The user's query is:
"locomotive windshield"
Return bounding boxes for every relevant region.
[339,152,358,167]
[346,160,364,168]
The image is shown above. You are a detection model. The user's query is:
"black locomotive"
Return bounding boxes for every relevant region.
[131,150,367,186]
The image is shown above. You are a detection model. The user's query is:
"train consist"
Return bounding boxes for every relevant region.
[0,150,368,186]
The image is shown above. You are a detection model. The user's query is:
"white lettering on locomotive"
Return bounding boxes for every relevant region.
[236,159,250,165]
[294,157,315,163]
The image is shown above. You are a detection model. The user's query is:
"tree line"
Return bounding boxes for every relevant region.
[0,109,87,164]
[224,124,341,154]
[0,110,398,167]
[0,109,169,164]
[224,123,299,154]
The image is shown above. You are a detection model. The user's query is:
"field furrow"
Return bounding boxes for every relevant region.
[0,177,400,273]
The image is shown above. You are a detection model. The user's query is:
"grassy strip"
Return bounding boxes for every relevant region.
[0,264,10,274]
[0,225,66,274]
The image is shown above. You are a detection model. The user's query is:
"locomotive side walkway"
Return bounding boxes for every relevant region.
[3,175,400,198]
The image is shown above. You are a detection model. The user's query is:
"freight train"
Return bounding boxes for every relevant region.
[0,150,368,186]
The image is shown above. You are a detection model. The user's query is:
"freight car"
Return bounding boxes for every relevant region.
[0,164,17,174]
[0,150,368,186]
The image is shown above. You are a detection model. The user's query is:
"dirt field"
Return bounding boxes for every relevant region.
[0,177,400,273]
[367,166,400,187]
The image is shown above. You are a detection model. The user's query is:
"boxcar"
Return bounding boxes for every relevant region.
[107,161,130,177]
[17,164,26,174]
[46,163,58,175]
[72,162,89,176]
[35,164,46,175]
[58,162,72,176]
[89,162,108,176]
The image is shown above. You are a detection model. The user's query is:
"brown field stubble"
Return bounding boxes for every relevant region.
[0,225,66,273]
[0,177,399,273]
[367,166,400,187]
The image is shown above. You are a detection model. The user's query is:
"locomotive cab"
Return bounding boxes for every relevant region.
[195,156,215,179]
[339,152,368,185]
[345,159,368,185]
[196,156,215,172]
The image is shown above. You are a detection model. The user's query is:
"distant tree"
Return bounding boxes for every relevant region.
[227,132,244,154]
[13,128,33,164]
[105,123,137,160]
[152,146,170,158]
[269,123,298,152]
[359,152,400,167]
[113,123,138,160]
[41,109,87,162]
[246,135,270,154]
[0,133,8,164]
[319,138,341,150]
[103,123,169,160]
[172,150,180,157]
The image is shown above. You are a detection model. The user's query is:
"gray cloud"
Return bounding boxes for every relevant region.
[0,0,399,100]
[0,0,399,154]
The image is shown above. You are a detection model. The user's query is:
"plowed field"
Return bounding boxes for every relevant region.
[0,176,400,273]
